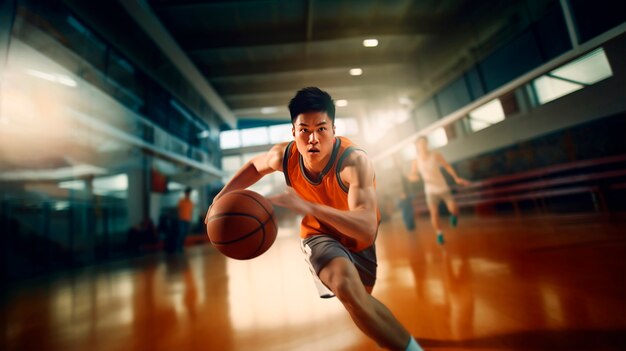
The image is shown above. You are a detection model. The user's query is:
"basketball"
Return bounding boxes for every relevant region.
[206,189,278,260]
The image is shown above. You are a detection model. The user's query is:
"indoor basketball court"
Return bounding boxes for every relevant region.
[2,212,625,350]
[1,0,625,350]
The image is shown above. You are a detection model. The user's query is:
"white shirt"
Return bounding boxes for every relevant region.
[416,152,449,195]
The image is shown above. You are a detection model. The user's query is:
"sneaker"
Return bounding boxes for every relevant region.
[437,233,445,245]
[450,215,458,228]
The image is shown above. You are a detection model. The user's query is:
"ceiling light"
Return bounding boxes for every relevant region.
[336,99,348,107]
[349,68,363,76]
[57,75,77,87]
[363,39,378,47]
[398,96,413,106]
[26,69,77,88]
[26,69,56,82]
[261,107,279,114]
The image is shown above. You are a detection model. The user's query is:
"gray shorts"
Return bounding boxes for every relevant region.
[426,190,454,207]
[301,235,377,298]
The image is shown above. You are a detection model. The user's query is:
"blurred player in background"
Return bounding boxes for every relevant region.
[409,136,469,245]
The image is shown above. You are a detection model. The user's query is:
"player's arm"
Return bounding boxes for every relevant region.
[435,152,469,186]
[407,159,421,182]
[269,150,378,248]
[215,142,286,198]
[206,142,286,223]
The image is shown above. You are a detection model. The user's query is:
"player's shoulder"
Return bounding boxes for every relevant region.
[339,147,372,173]
[265,141,292,171]
[338,148,374,186]
[270,141,291,154]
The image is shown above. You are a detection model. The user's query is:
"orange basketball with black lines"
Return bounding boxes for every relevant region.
[206,189,277,260]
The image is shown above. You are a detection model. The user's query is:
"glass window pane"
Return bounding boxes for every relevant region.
[533,76,582,105]
[93,174,127,190]
[533,48,612,105]
[241,127,269,147]
[93,174,128,198]
[269,123,292,143]
[428,127,448,148]
[551,48,612,85]
[468,99,505,132]
[220,130,241,149]
[58,179,85,190]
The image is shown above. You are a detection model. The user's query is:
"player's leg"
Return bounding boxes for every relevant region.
[400,195,416,231]
[177,220,189,252]
[319,257,415,350]
[427,201,441,232]
[426,194,444,244]
[443,192,459,227]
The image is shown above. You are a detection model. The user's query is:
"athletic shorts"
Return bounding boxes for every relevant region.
[301,234,377,298]
[426,190,454,207]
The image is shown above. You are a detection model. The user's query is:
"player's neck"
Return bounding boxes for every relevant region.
[301,154,330,180]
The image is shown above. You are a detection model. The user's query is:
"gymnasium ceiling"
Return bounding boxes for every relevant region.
[146,0,474,125]
[65,0,551,129]
[139,0,547,128]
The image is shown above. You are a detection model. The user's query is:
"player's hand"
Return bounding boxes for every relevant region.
[268,188,310,215]
[205,191,229,224]
[204,197,221,224]
[455,177,470,186]
[204,203,213,224]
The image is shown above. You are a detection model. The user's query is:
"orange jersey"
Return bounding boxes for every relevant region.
[282,136,380,252]
[177,198,194,222]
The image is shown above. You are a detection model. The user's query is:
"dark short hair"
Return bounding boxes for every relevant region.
[288,87,335,125]
[184,187,192,194]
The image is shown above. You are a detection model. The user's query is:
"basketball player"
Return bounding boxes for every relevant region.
[408,136,469,245]
[176,187,194,252]
[207,87,423,351]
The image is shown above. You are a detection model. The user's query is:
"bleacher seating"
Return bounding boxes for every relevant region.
[412,153,626,215]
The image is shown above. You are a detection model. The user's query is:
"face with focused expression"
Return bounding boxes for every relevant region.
[292,111,336,172]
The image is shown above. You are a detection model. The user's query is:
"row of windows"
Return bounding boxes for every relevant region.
[217,0,620,193]
[218,46,614,191]
[420,47,613,150]
[219,118,360,150]
[17,0,219,155]
[57,174,196,202]
[533,47,612,104]
[219,118,360,194]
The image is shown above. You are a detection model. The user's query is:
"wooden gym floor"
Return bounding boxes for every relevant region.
[2,212,625,351]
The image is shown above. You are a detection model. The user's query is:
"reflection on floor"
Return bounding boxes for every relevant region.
[2,212,625,351]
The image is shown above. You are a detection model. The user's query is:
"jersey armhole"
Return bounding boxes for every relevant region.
[335,147,366,193]
[282,141,294,187]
